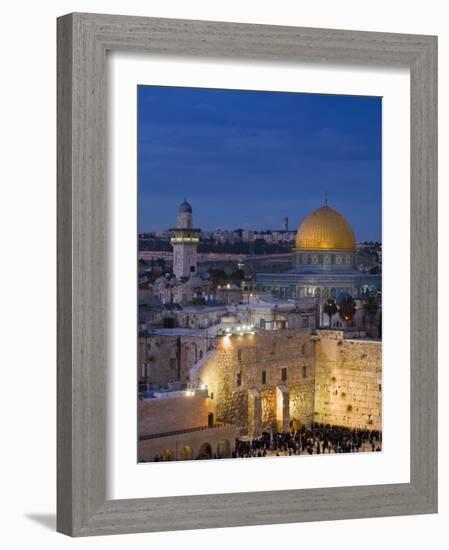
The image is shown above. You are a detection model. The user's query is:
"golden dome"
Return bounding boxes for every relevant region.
[295,205,356,251]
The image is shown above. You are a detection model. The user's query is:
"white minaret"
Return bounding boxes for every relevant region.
[171,200,200,279]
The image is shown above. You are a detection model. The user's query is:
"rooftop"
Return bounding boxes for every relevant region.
[141,328,208,337]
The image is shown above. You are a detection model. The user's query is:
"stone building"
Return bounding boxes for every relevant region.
[138,388,237,461]
[138,301,165,327]
[152,272,214,307]
[139,329,215,387]
[233,297,318,331]
[215,285,243,304]
[172,305,228,329]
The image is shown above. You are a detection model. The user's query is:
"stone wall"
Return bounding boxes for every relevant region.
[138,387,238,462]
[192,330,315,433]
[138,390,209,437]
[313,330,382,430]
[139,333,213,386]
[139,425,237,462]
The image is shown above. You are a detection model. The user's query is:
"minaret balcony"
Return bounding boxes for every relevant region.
[170,236,199,244]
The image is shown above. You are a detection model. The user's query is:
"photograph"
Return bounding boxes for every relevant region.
[137,85,382,462]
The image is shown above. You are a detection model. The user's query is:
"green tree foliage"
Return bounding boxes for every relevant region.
[338,295,357,325]
[208,269,228,286]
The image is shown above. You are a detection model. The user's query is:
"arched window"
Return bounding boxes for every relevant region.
[197,443,212,459]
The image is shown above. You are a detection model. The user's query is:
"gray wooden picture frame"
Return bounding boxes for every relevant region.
[57,12,438,537]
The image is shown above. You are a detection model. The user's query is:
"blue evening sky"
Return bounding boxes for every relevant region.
[138,86,381,241]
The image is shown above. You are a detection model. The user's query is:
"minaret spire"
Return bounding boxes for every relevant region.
[324,191,328,207]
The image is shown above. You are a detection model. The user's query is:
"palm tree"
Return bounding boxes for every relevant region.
[323,299,338,328]
[338,295,357,328]
[363,295,378,337]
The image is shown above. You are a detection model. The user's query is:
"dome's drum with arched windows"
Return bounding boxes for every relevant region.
[255,201,381,304]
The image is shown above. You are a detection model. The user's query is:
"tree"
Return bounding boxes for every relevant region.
[230,269,244,282]
[208,269,228,286]
[337,295,357,327]
[323,299,338,328]
[363,295,379,337]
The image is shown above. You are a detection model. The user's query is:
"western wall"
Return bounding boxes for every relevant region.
[191,330,316,434]
[192,329,381,433]
[313,330,382,430]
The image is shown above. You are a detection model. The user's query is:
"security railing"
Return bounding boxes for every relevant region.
[139,422,233,441]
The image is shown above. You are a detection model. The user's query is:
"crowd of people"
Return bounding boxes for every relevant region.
[148,423,381,462]
[234,423,382,458]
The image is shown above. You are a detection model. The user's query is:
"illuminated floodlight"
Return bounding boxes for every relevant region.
[200,383,207,390]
